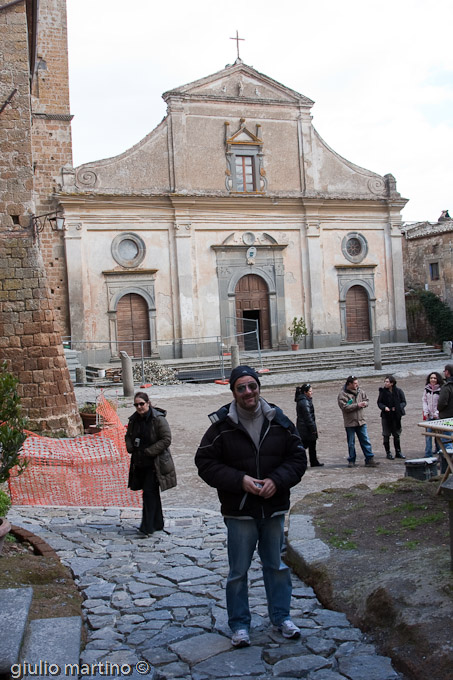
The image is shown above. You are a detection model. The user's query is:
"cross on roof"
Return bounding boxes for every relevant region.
[230,30,245,60]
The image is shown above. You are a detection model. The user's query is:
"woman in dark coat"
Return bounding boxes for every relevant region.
[295,383,323,467]
[125,391,174,536]
[377,375,407,459]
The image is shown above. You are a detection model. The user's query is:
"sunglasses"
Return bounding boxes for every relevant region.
[235,382,259,394]
[134,401,146,407]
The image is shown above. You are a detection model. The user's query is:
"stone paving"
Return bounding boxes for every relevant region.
[8,506,405,680]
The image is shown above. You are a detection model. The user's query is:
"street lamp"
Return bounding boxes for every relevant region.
[29,211,66,239]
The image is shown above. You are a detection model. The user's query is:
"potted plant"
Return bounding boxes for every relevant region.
[79,402,98,430]
[0,361,27,553]
[288,316,308,350]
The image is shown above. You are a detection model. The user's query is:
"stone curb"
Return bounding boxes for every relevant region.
[10,524,59,560]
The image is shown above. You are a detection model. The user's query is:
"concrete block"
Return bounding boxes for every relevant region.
[0,587,33,674]
[20,616,82,677]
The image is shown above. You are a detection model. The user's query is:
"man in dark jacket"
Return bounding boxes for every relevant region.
[438,365,453,419]
[195,366,306,649]
[437,365,453,474]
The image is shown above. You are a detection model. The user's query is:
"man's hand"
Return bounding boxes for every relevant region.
[358,401,368,408]
[259,478,277,498]
[242,475,263,494]
[242,475,276,498]
[242,475,277,498]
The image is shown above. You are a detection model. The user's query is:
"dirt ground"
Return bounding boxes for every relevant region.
[292,478,452,680]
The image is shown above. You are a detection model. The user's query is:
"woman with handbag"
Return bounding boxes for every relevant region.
[125,391,177,536]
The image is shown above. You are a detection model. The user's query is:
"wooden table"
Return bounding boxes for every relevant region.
[418,418,453,494]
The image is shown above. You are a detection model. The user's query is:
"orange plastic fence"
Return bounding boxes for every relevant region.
[8,396,141,507]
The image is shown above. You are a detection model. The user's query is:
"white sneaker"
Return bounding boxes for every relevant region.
[276,619,301,639]
[231,628,250,648]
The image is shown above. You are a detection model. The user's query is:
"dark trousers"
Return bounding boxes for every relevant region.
[140,466,164,534]
[303,440,318,466]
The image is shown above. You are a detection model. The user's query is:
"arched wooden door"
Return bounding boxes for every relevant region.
[117,293,151,358]
[235,275,271,350]
[345,285,371,342]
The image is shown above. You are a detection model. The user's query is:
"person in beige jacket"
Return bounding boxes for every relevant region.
[338,376,378,468]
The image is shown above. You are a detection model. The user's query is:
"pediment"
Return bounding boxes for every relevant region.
[163,60,314,108]
[227,123,262,145]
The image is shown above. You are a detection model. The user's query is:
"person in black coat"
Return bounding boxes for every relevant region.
[125,391,172,536]
[295,383,323,467]
[377,375,407,459]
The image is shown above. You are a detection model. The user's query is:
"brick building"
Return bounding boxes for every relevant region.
[0,0,80,434]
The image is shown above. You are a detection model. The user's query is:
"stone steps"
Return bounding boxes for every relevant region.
[169,343,447,381]
[0,587,81,679]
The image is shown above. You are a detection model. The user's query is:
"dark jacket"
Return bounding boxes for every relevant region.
[295,391,318,442]
[195,398,306,519]
[125,406,176,491]
[438,378,453,419]
[377,386,407,422]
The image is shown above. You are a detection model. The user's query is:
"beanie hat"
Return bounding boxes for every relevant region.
[229,365,261,390]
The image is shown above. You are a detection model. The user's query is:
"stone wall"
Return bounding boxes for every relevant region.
[0,0,81,435]
[31,0,73,337]
[0,0,35,231]
[0,232,81,435]
[402,220,453,310]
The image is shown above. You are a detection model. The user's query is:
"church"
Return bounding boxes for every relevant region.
[58,59,408,360]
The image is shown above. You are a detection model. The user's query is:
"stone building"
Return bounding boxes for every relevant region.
[0,0,80,434]
[59,60,408,360]
[402,211,453,307]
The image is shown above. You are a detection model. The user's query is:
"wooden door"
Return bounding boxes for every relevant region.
[117,293,151,358]
[345,285,370,342]
[235,275,271,349]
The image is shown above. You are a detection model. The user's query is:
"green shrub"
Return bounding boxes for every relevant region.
[0,361,27,485]
[0,489,11,517]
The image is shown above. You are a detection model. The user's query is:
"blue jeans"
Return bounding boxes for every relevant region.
[224,515,292,632]
[345,424,374,462]
[424,427,434,457]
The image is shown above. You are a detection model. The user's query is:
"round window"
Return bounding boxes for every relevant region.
[342,233,368,264]
[111,233,146,268]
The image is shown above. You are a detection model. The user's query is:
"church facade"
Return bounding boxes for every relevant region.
[58,60,408,359]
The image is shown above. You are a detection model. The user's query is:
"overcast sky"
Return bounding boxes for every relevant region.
[66,0,452,223]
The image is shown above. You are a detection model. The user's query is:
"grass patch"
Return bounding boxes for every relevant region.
[400,512,444,530]
[404,540,420,550]
[329,536,358,550]
[376,526,393,536]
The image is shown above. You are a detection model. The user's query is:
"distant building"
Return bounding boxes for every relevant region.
[58,60,409,359]
[402,211,453,308]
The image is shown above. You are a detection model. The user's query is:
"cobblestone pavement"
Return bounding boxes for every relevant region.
[9,506,405,680]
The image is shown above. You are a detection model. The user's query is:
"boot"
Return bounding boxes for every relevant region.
[310,460,324,467]
[394,436,405,459]
[384,439,394,460]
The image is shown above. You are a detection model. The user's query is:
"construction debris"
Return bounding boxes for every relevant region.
[132,361,180,386]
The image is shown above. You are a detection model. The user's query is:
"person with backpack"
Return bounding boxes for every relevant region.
[295,383,324,467]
